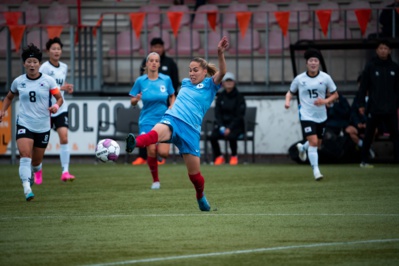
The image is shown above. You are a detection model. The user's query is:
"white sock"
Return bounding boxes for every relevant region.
[32,163,42,173]
[19,157,32,184]
[60,144,70,173]
[357,139,363,147]
[303,141,309,151]
[308,146,319,170]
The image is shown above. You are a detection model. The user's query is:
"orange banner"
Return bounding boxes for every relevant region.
[92,15,104,37]
[0,101,12,155]
[207,11,217,31]
[47,26,63,39]
[130,12,145,38]
[274,11,290,37]
[4,12,21,26]
[236,12,252,38]
[316,10,332,37]
[8,25,26,52]
[354,9,371,36]
[168,11,183,37]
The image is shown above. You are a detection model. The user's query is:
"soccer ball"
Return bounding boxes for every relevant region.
[95,139,120,163]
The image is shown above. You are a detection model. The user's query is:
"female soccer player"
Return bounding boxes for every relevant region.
[126,36,229,211]
[129,52,175,189]
[39,37,75,183]
[0,43,63,201]
[285,48,339,181]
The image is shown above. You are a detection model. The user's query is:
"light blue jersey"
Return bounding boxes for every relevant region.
[129,73,174,129]
[166,77,220,133]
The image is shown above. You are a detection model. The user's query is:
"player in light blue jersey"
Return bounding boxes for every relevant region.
[0,44,63,201]
[129,52,175,189]
[39,37,75,184]
[285,48,338,181]
[126,36,229,211]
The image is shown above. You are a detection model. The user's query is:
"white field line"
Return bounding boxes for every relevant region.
[1,213,399,220]
[83,238,399,266]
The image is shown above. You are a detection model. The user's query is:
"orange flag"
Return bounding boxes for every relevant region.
[130,12,145,38]
[5,12,21,26]
[92,15,104,37]
[316,10,331,37]
[47,26,63,39]
[354,9,371,36]
[207,11,217,31]
[236,12,252,37]
[168,11,183,37]
[274,11,290,36]
[8,25,26,52]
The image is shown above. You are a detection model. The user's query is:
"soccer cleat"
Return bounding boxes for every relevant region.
[61,172,75,182]
[360,162,374,168]
[34,169,42,185]
[158,158,166,165]
[151,181,160,190]
[25,191,35,201]
[296,143,307,162]
[132,157,146,165]
[229,156,238,165]
[214,156,225,165]
[125,133,136,153]
[313,169,323,181]
[197,194,211,211]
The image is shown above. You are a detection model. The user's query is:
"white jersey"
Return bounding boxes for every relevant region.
[290,71,337,123]
[39,61,68,116]
[10,73,59,133]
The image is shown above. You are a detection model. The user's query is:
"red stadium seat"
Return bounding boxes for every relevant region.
[222,3,249,29]
[108,30,142,56]
[44,3,70,25]
[138,5,161,30]
[168,28,201,56]
[192,4,219,30]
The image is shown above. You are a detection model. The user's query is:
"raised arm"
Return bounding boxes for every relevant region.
[213,36,229,85]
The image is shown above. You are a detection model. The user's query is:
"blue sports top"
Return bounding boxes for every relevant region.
[166,77,220,133]
[129,73,174,127]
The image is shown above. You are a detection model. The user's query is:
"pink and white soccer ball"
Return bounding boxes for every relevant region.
[95,139,120,162]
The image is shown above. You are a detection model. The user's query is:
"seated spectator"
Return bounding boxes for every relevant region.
[325,93,351,136]
[210,72,246,165]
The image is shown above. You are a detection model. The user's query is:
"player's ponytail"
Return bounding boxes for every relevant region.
[191,57,217,76]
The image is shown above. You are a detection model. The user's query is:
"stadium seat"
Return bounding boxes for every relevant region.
[207,0,233,4]
[0,28,15,54]
[29,0,55,4]
[259,29,290,55]
[229,29,260,55]
[221,3,249,29]
[26,29,48,50]
[145,28,172,52]
[298,27,322,41]
[18,2,40,26]
[44,3,70,25]
[198,29,230,55]
[138,5,161,30]
[253,2,278,29]
[315,1,340,24]
[325,26,353,40]
[286,2,310,27]
[168,28,201,56]
[344,1,372,27]
[108,30,141,56]
[0,5,7,26]
[192,4,219,30]
[2,0,23,4]
[162,4,191,29]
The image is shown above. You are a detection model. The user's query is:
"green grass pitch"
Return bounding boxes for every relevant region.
[1,162,398,266]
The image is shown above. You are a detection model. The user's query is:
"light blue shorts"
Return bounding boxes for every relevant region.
[159,114,200,157]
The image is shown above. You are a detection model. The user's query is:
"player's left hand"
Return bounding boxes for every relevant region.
[62,83,74,94]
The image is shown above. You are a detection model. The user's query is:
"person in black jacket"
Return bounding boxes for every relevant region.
[358,39,399,167]
[210,72,246,165]
[133,37,180,166]
[379,0,399,38]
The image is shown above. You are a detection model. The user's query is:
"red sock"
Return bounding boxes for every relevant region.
[188,172,204,200]
[147,156,159,182]
[136,130,158,148]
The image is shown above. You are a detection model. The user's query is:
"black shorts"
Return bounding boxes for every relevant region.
[300,120,326,139]
[16,125,51,148]
[51,112,69,130]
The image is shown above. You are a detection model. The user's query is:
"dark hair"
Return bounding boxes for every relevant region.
[46,37,63,51]
[377,38,392,49]
[21,43,42,62]
[304,48,322,61]
[150,37,164,46]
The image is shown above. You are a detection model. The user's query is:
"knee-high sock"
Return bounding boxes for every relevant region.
[60,144,70,173]
[303,141,309,151]
[308,146,318,170]
[189,172,205,199]
[147,156,159,182]
[32,163,42,174]
[19,157,32,183]
[136,130,158,148]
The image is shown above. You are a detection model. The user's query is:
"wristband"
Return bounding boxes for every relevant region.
[52,104,59,111]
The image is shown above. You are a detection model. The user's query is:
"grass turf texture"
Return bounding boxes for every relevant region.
[0,163,398,266]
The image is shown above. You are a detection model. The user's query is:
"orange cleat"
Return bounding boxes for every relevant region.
[229,156,238,165]
[132,157,147,165]
[158,158,166,165]
[214,156,225,165]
